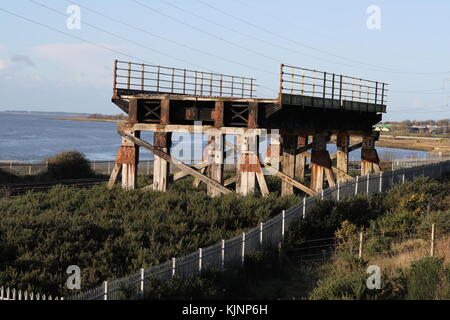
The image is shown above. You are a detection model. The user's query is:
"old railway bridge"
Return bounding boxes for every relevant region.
[107,61,387,197]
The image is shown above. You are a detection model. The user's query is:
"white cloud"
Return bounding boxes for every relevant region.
[32,43,116,88]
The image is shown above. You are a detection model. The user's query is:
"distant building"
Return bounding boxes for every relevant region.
[374,124,391,132]
[409,125,440,133]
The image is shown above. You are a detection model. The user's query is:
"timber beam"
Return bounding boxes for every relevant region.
[118,131,232,195]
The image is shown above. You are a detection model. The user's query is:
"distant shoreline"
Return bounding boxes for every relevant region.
[54,117,126,123]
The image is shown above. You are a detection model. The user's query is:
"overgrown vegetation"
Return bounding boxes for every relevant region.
[0,176,299,297]
[131,174,450,300]
[0,151,95,184]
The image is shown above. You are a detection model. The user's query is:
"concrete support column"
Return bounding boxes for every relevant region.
[153,132,172,191]
[295,135,308,181]
[281,134,297,196]
[207,133,225,197]
[236,133,258,195]
[120,130,140,190]
[336,132,349,182]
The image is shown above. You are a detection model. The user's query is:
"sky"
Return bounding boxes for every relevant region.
[0,0,449,121]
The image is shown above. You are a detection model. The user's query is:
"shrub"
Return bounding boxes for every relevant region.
[364,235,391,256]
[44,151,94,180]
[405,257,447,300]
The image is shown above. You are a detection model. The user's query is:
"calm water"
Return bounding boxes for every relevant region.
[0,112,433,162]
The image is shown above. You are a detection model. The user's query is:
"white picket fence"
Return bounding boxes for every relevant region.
[0,286,63,301]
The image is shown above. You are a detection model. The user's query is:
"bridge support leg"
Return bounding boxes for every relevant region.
[207,134,225,197]
[336,132,350,182]
[236,133,257,195]
[295,135,308,181]
[153,132,171,191]
[361,133,381,175]
[310,133,335,192]
[281,134,297,196]
[120,130,140,190]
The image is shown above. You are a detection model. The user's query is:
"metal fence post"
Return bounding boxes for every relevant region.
[366,173,370,194]
[321,189,324,200]
[302,197,306,219]
[103,281,108,301]
[9,161,12,175]
[379,171,383,193]
[172,257,176,278]
[358,232,363,259]
[198,248,203,274]
[402,169,405,183]
[259,223,263,246]
[430,224,435,257]
[281,210,285,240]
[241,232,246,267]
[355,176,359,195]
[221,239,225,270]
[140,268,145,299]
[337,181,340,201]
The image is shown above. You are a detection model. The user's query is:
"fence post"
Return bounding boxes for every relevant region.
[140,268,145,299]
[358,232,363,259]
[46,160,49,171]
[281,210,285,240]
[402,169,405,183]
[302,197,306,219]
[366,173,370,194]
[147,160,150,175]
[108,161,111,174]
[198,248,203,275]
[355,176,359,195]
[430,224,435,257]
[259,222,263,246]
[172,257,176,278]
[9,161,12,175]
[337,181,340,201]
[379,171,383,193]
[321,189,324,200]
[241,232,246,267]
[29,163,32,175]
[103,281,108,301]
[221,239,225,271]
[93,160,96,172]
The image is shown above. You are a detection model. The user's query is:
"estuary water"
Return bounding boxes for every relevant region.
[0,112,433,162]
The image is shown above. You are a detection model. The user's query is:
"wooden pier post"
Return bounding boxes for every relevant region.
[236,133,257,195]
[206,133,225,197]
[336,132,350,182]
[120,130,140,190]
[295,135,308,181]
[153,132,171,191]
[310,133,335,192]
[361,132,381,176]
[281,134,297,196]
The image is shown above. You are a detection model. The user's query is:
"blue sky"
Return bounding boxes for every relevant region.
[0,0,449,121]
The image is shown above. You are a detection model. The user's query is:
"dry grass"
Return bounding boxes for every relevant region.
[368,235,450,271]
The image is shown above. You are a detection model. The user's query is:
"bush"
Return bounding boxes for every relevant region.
[405,257,448,300]
[44,151,94,180]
